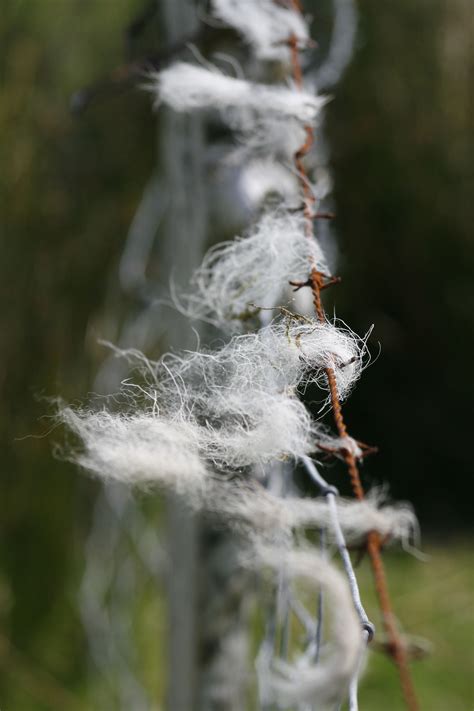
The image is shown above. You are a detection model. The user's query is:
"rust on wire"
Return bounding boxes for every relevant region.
[289,274,341,292]
[314,211,336,220]
[286,9,420,711]
[288,205,336,220]
[316,440,378,460]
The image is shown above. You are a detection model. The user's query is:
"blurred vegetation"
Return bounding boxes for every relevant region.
[252,543,474,711]
[0,0,472,708]
[351,542,474,710]
[1,0,156,706]
[327,0,474,525]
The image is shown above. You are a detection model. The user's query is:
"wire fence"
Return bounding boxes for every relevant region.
[75,2,420,709]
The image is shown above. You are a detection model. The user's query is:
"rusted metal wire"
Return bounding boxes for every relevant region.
[286,7,420,709]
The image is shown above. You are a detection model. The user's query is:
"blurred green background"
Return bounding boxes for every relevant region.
[1,0,473,708]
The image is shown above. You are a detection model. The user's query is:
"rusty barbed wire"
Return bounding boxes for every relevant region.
[286,5,420,709]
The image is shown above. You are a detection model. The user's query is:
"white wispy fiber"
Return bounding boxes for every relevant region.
[208,480,418,549]
[61,397,314,482]
[212,0,310,62]
[235,113,310,161]
[151,62,327,162]
[61,408,208,496]
[60,320,365,490]
[200,392,316,469]
[58,407,417,545]
[236,159,300,209]
[253,546,362,708]
[175,211,328,330]
[153,63,325,124]
[158,320,365,413]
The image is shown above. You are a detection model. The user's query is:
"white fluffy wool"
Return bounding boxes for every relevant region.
[156,321,365,430]
[201,394,316,468]
[236,114,309,161]
[153,63,325,124]
[236,159,300,209]
[61,408,208,497]
[338,492,418,548]
[61,401,314,481]
[135,320,364,433]
[257,320,365,400]
[62,321,365,492]
[176,211,328,330]
[58,409,417,545]
[207,479,418,549]
[60,319,366,491]
[253,546,362,708]
[212,0,310,62]
[152,62,327,161]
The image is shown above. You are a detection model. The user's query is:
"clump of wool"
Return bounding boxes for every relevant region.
[253,546,362,708]
[175,211,328,331]
[211,0,310,62]
[153,63,326,124]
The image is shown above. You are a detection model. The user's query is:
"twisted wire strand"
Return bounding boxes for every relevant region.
[313,526,326,663]
[301,456,372,711]
[301,457,374,638]
[347,629,370,711]
[287,5,419,708]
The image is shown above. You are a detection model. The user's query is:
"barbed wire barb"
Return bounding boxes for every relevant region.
[288,5,419,708]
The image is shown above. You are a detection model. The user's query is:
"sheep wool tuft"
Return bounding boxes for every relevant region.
[153,62,326,123]
[212,0,310,62]
[175,211,328,330]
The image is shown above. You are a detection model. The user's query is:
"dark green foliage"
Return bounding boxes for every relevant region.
[0,1,155,705]
[0,0,472,706]
[325,0,474,526]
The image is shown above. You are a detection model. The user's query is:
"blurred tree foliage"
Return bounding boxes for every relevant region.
[326,0,473,525]
[0,0,472,707]
[0,1,156,706]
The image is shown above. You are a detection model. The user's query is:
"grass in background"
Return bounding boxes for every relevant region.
[0,540,472,709]
[354,540,474,710]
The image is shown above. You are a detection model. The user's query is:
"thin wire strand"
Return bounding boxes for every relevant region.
[288,6,419,708]
[348,629,369,711]
[301,456,374,637]
[313,527,326,663]
[301,456,370,711]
